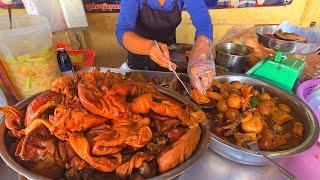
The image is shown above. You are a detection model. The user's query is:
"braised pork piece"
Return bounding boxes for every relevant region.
[191,80,304,151]
[1,69,205,179]
[264,29,307,43]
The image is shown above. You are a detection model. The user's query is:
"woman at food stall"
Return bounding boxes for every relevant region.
[115,0,215,93]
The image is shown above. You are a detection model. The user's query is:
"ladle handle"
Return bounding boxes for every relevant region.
[262,153,296,180]
[8,5,12,29]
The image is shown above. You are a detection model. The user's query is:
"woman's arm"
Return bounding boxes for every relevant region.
[115,0,176,69]
[115,0,154,55]
[183,0,213,41]
[184,0,215,93]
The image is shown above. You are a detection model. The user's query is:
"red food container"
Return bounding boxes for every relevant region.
[66,49,95,71]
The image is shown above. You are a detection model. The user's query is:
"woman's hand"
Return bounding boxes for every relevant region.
[188,35,216,94]
[149,43,177,70]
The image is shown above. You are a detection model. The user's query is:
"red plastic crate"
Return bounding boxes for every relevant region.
[67,49,95,66]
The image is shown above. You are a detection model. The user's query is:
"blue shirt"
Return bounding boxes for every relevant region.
[115,0,213,46]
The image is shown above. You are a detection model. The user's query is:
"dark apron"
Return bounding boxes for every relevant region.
[127,0,182,71]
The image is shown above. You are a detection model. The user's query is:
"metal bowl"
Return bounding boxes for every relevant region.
[215,43,252,73]
[0,87,210,179]
[209,74,319,165]
[256,25,320,54]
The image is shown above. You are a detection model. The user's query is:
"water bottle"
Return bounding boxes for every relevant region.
[56,43,74,78]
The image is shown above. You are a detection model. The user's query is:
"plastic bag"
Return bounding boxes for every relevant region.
[293,53,320,81]
[218,26,274,68]
[59,0,88,28]
[188,36,216,93]
[22,0,67,32]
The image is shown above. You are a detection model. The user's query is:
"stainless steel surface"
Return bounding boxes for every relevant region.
[209,74,320,165]
[215,43,251,73]
[256,25,320,54]
[0,76,210,180]
[178,148,285,180]
[0,148,288,180]
[215,65,230,75]
[8,5,12,29]
[0,162,19,179]
[248,142,295,180]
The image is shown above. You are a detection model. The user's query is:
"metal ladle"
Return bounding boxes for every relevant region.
[249,141,296,180]
[8,5,12,29]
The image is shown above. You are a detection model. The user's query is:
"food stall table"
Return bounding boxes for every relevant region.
[0,149,284,180]
[178,148,284,180]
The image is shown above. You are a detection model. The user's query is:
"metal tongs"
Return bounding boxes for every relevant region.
[153,40,192,97]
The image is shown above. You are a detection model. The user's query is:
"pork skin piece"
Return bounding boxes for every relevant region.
[157,124,200,173]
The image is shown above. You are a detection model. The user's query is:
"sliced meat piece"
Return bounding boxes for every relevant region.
[139,160,157,178]
[68,133,121,173]
[116,152,154,177]
[271,110,293,125]
[48,104,107,140]
[274,29,307,42]
[0,106,25,138]
[191,89,210,104]
[258,129,291,151]
[234,132,257,147]
[89,127,128,156]
[157,124,200,173]
[25,91,62,126]
[58,141,77,162]
[125,126,153,149]
[78,81,131,120]
[292,122,304,137]
[14,119,64,178]
[158,119,181,133]
[15,120,56,165]
[167,128,188,142]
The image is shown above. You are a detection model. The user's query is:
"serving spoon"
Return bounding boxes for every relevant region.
[249,141,296,180]
[8,4,12,29]
[153,40,216,109]
[153,40,192,97]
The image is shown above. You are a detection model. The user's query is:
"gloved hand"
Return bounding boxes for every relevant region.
[149,42,177,70]
[188,35,216,94]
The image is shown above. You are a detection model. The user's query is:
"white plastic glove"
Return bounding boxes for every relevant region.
[188,35,216,94]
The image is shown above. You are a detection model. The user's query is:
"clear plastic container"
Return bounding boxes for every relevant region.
[0,15,61,100]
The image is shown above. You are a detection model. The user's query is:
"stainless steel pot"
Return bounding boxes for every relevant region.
[0,87,210,179]
[209,74,319,165]
[215,43,252,73]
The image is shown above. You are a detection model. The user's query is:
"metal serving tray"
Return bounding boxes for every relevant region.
[209,74,319,165]
[0,70,210,180]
